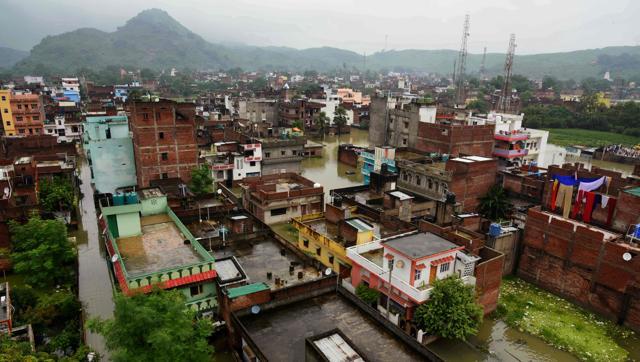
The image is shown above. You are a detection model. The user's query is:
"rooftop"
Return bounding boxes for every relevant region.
[304,214,387,242]
[383,232,461,259]
[117,214,204,277]
[241,293,423,362]
[213,238,321,289]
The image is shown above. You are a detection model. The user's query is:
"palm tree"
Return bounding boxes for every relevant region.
[315,111,328,141]
[333,107,348,138]
[478,185,512,221]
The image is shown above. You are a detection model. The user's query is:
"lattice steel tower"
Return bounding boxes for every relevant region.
[454,15,470,106]
[497,34,516,113]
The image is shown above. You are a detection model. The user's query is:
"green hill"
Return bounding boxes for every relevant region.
[9,8,640,80]
[0,46,28,68]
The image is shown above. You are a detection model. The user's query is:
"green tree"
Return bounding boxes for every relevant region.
[38,176,75,212]
[315,111,329,138]
[478,185,512,221]
[414,276,483,340]
[140,68,156,81]
[89,290,213,362]
[10,216,76,287]
[467,99,489,113]
[333,107,348,137]
[355,283,380,305]
[189,165,213,196]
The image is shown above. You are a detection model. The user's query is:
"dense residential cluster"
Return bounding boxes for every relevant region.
[1,7,640,362]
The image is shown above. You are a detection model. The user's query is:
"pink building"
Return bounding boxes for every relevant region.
[346,232,478,329]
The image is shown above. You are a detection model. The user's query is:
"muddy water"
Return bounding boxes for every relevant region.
[76,155,114,360]
[300,128,585,361]
[543,144,636,176]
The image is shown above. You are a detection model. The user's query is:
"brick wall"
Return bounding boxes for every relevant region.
[416,123,494,157]
[447,159,497,213]
[475,247,504,315]
[128,100,199,187]
[517,208,640,331]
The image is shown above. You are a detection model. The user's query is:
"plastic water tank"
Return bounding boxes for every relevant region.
[489,223,502,237]
[125,192,138,205]
[113,193,125,206]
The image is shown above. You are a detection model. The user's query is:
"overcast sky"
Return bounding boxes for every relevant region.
[1,0,638,55]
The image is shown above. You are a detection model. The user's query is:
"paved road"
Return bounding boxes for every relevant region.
[77,157,114,360]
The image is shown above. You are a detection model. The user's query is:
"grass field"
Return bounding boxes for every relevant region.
[544,128,640,147]
[496,277,635,362]
[271,222,299,245]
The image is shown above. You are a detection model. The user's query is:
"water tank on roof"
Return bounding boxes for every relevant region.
[113,193,125,206]
[442,154,449,162]
[125,192,138,205]
[489,223,502,237]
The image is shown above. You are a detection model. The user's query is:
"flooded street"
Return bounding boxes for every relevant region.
[76,155,114,360]
[542,144,636,175]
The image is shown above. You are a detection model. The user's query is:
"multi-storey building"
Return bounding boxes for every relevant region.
[127,99,199,187]
[100,188,218,314]
[346,232,477,326]
[0,90,45,137]
[238,173,324,225]
[201,141,262,185]
[83,115,137,194]
[260,137,305,175]
[60,77,81,104]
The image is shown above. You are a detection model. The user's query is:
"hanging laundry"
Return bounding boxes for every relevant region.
[571,190,584,219]
[555,184,573,218]
[606,198,617,226]
[583,192,596,223]
[601,195,610,208]
[550,180,559,211]
[593,194,602,210]
[578,176,606,192]
[553,174,578,186]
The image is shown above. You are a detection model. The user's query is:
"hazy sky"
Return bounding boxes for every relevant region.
[1,0,638,54]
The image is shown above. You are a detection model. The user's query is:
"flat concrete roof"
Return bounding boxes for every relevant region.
[213,238,321,289]
[383,232,459,259]
[241,293,423,362]
[117,215,203,277]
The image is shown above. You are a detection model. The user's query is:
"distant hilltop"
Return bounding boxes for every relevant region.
[3,8,640,80]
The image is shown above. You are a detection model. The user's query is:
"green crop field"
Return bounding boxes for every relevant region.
[545,128,640,147]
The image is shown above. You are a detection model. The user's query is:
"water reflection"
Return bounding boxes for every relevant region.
[543,144,636,176]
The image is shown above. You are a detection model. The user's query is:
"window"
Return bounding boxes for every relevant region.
[159,132,164,139]
[161,172,168,179]
[316,247,322,256]
[414,269,422,281]
[143,113,149,120]
[19,129,25,134]
[303,239,309,248]
[404,121,409,129]
[328,254,334,265]
[1,96,5,101]
[402,138,407,145]
[270,207,287,216]
[190,284,204,297]
[416,176,421,186]
[428,179,433,189]
[250,161,256,167]
[17,104,22,110]
[32,115,39,121]
[28,128,33,134]
[403,172,408,181]
[5,121,10,126]
[265,152,270,158]
[387,258,394,270]
[31,104,37,109]
[105,128,111,139]
[281,150,286,156]
[161,152,168,161]
[440,262,450,273]
[3,109,7,113]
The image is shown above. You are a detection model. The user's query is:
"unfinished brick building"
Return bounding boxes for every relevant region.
[415,120,495,157]
[127,99,199,187]
[518,207,640,331]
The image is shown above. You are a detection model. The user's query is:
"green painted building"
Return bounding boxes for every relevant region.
[100,187,218,314]
[84,115,137,194]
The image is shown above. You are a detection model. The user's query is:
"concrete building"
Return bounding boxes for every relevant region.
[347,232,477,327]
[44,114,83,143]
[0,90,45,137]
[83,115,137,194]
[100,188,218,314]
[397,155,497,213]
[239,173,324,225]
[127,99,199,187]
[260,137,305,175]
[237,99,279,125]
[60,77,81,104]
[201,141,262,185]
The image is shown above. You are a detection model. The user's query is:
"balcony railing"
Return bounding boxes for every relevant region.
[494,133,529,142]
[347,242,476,303]
[493,148,528,158]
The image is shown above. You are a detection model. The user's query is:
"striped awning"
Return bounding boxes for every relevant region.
[430,255,454,266]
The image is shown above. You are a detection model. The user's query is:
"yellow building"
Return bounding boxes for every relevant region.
[0,90,16,136]
[292,210,377,276]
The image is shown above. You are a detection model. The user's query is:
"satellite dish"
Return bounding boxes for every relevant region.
[324,268,332,276]
[111,254,119,263]
[251,305,261,314]
[623,252,633,262]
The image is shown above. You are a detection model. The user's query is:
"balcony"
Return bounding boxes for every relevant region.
[494,133,529,142]
[493,148,528,158]
[347,242,475,303]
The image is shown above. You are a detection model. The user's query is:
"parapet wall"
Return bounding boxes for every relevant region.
[517,208,640,331]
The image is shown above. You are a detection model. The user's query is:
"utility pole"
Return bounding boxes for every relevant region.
[497,34,517,113]
[455,14,470,106]
[479,46,487,81]
[386,258,394,318]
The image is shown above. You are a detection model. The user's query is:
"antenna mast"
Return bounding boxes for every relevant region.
[455,15,470,106]
[497,34,516,113]
[479,46,487,80]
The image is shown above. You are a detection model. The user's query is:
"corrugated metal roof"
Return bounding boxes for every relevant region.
[226,282,269,299]
[313,333,364,362]
[346,218,374,232]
